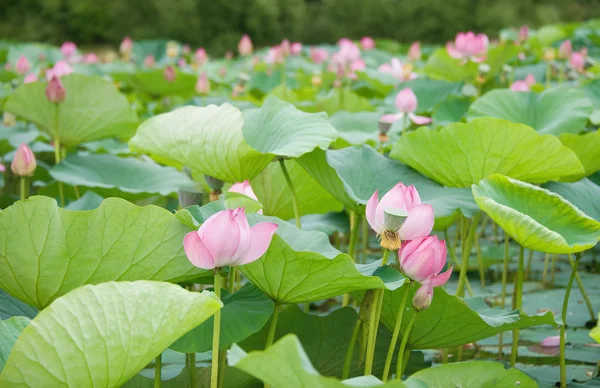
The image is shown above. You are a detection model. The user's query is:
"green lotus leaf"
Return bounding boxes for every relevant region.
[544,179,600,222]
[559,130,600,178]
[385,79,462,113]
[0,317,29,372]
[472,174,600,253]
[0,289,37,320]
[309,89,375,115]
[129,103,273,182]
[432,97,471,127]
[0,281,221,387]
[422,48,478,82]
[4,74,139,147]
[0,196,206,308]
[132,68,197,96]
[329,111,380,147]
[468,88,592,135]
[391,118,584,187]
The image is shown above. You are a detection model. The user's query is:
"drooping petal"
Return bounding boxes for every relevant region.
[198,209,241,266]
[540,335,561,347]
[183,231,215,269]
[380,113,404,124]
[242,222,279,264]
[398,204,434,240]
[366,190,382,233]
[430,266,453,287]
[408,113,432,125]
[375,184,410,229]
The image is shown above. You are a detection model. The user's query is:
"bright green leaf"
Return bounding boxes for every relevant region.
[559,131,600,178]
[0,317,29,372]
[544,179,600,222]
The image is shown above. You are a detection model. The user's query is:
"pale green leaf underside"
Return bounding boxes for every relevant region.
[391,117,584,187]
[0,317,30,372]
[0,281,222,387]
[544,179,600,222]
[129,104,273,182]
[472,174,600,253]
[0,196,206,308]
[4,74,138,146]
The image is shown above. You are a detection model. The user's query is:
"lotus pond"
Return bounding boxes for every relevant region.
[0,21,599,388]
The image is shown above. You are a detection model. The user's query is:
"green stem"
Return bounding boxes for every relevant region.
[542,253,550,284]
[492,221,498,245]
[560,253,581,388]
[279,159,300,228]
[568,253,595,321]
[264,304,280,388]
[402,114,409,136]
[381,249,390,266]
[558,62,565,84]
[456,212,481,297]
[189,352,196,388]
[342,318,362,379]
[545,61,552,89]
[154,353,162,388]
[19,177,27,200]
[444,229,473,296]
[474,232,485,289]
[395,312,417,379]
[525,249,534,281]
[211,270,222,388]
[501,232,510,308]
[54,138,65,207]
[229,267,237,293]
[382,283,411,382]
[361,216,368,264]
[364,289,382,375]
[510,245,524,367]
[550,254,558,286]
[343,212,361,307]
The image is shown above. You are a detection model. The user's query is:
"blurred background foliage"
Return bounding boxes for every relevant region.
[2,0,600,54]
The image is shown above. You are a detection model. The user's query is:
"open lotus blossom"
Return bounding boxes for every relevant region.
[378,58,416,82]
[120,36,133,54]
[183,208,278,269]
[45,75,66,102]
[446,32,488,63]
[46,60,74,79]
[11,143,36,176]
[60,42,77,57]
[310,48,328,64]
[15,56,30,75]
[164,66,176,82]
[361,36,375,50]
[24,73,38,84]
[381,88,431,125]
[570,51,586,73]
[228,180,262,214]
[238,34,253,56]
[558,40,572,59]
[510,73,535,91]
[400,236,452,311]
[366,183,434,250]
[290,42,303,56]
[82,53,98,64]
[408,42,421,62]
[195,48,208,66]
[540,335,562,347]
[195,73,210,94]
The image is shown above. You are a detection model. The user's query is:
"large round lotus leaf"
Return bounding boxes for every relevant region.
[544,179,600,222]
[129,104,273,182]
[423,49,478,82]
[0,317,29,373]
[132,68,197,96]
[4,74,139,147]
[472,174,600,253]
[391,117,584,187]
[559,131,600,179]
[0,196,207,309]
[0,281,221,387]
[468,88,592,135]
[329,111,380,147]
[385,79,462,113]
[242,95,338,158]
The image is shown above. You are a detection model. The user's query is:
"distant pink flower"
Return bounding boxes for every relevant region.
[518,25,529,44]
[570,52,586,73]
[45,76,66,103]
[182,44,191,54]
[144,55,156,68]
[290,42,303,56]
[446,32,488,63]
[380,88,431,125]
[335,39,361,64]
[229,180,262,214]
[219,67,227,77]
[178,58,187,68]
[361,36,375,50]
[525,73,536,86]
[46,60,74,79]
[24,73,38,84]
[238,34,253,56]
[540,335,561,347]
[195,73,210,94]
[15,56,30,75]
[164,66,176,82]
[280,39,291,56]
[378,58,416,82]
[518,52,526,61]
[183,208,278,269]
[510,80,530,92]
[408,42,421,62]
[195,48,208,66]
[558,40,572,59]
[60,42,77,57]
[11,143,36,176]
[120,36,133,54]
[82,53,98,64]
[265,46,284,65]
[310,48,328,64]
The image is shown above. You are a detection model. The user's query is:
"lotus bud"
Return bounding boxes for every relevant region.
[238,34,253,56]
[229,180,262,214]
[45,76,66,103]
[3,112,16,127]
[413,283,433,311]
[518,25,529,43]
[361,36,375,50]
[11,143,36,176]
[164,66,176,82]
[195,73,210,94]
[408,42,421,62]
[144,55,156,68]
[311,48,328,64]
[60,42,77,58]
[15,56,30,75]
[195,48,207,66]
[120,36,133,54]
[82,53,99,64]
[539,335,561,347]
[290,42,303,56]
[558,40,572,59]
[24,73,38,84]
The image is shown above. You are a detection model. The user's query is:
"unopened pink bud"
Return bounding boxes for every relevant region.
[164,66,176,82]
[15,56,30,75]
[11,143,36,176]
[45,76,66,103]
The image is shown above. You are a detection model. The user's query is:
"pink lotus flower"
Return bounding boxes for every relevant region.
[265,46,284,65]
[280,39,291,56]
[290,42,303,56]
[83,53,98,64]
[195,48,208,66]
[45,76,66,103]
[518,25,529,44]
[335,39,361,64]
[446,32,488,63]
[381,88,432,126]
[366,183,434,250]
[164,66,176,82]
[408,42,421,62]
[510,80,530,92]
[120,36,133,53]
[559,40,572,59]
[144,55,156,68]
[195,73,210,94]
[15,56,30,75]
[183,208,278,269]
[46,60,74,79]
[570,52,586,73]
[11,143,36,176]
[229,180,262,214]
[378,58,417,82]
[238,34,253,56]
[540,335,561,347]
[310,48,328,64]
[178,58,187,68]
[182,44,191,55]
[24,73,38,84]
[361,36,375,50]
[525,73,535,86]
[60,42,77,58]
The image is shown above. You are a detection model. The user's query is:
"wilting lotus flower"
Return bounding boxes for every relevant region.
[120,36,133,54]
[11,143,36,176]
[570,52,586,73]
[381,88,431,126]
[558,40,572,59]
[24,73,38,84]
[195,73,210,94]
[45,76,66,103]
[361,36,375,50]
[540,335,561,347]
[164,66,176,82]
[144,55,156,68]
[238,34,253,56]
[310,48,328,64]
[82,53,98,64]
[15,56,30,75]
[446,32,488,63]
[229,180,262,214]
[183,208,278,269]
[378,58,416,82]
[195,48,208,66]
[408,42,421,62]
[60,42,77,58]
[366,183,434,250]
[46,60,74,79]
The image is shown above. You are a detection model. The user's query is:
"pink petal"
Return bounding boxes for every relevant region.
[231,209,252,264]
[432,239,448,274]
[198,209,241,266]
[540,335,561,347]
[183,231,215,269]
[431,266,453,287]
[413,282,433,310]
[242,222,279,264]
[398,204,434,240]
[380,113,404,124]
[366,190,382,233]
[395,88,418,113]
[404,185,422,209]
[375,183,410,228]
[378,63,392,73]
[446,43,464,59]
[408,113,432,125]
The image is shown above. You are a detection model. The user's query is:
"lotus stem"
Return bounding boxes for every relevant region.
[550,254,558,286]
[560,253,581,388]
[229,266,237,293]
[542,253,550,284]
[558,62,565,84]
[474,233,485,289]
[568,253,595,321]
[279,159,300,228]
[402,114,409,136]
[500,232,510,308]
[381,249,390,266]
[264,304,281,388]
[361,217,368,264]
[343,212,361,307]
[154,353,161,388]
[19,177,28,201]
[444,229,473,296]
[364,289,383,375]
[456,212,481,297]
[382,283,411,382]
[189,352,196,388]
[525,249,534,281]
[510,245,524,367]
[54,137,65,207]
[211,269,222,388]
[545,62,552,89]
[395,312,418,379]
[342,318,362,379]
